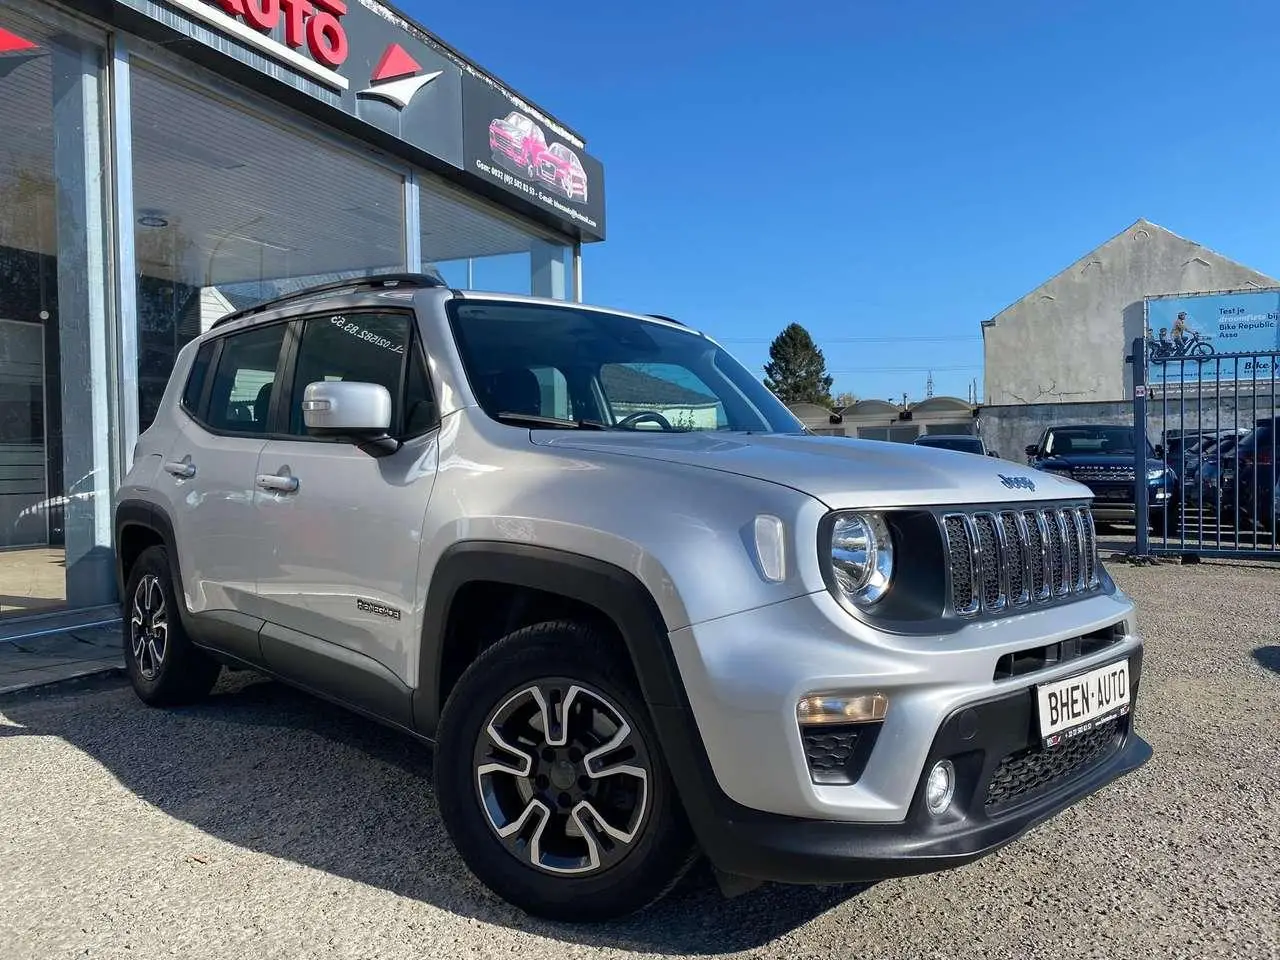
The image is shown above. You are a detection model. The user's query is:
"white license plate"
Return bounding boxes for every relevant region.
[1035,658,1130,747]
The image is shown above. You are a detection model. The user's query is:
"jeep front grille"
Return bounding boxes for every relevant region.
[942,505,1100,617]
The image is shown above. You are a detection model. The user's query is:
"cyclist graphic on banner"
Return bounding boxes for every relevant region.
[1147,310,1215,360]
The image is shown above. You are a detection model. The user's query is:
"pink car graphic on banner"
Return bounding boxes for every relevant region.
[544,143,588,202]
[488,110,589,204]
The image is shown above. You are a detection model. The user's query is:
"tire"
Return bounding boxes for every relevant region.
[123,545,221,706]
[434,619,697,922]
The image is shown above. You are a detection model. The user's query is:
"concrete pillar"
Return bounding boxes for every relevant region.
[530,239,566,300]
[52,40,115,607]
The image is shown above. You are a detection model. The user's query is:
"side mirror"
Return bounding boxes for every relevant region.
[988,450,998,457]
[1024,444,1038,457]
[302,381,397,455]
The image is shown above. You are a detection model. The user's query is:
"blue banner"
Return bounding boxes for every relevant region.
[1145,289,1280,383]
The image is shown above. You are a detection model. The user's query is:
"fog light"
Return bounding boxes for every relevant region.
[925,760,956,816]
[796,693,888,725]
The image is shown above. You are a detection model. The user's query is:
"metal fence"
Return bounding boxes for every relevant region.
[1131,336,1279,559]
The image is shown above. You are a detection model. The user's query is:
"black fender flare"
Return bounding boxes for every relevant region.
[114,500,191,626]
[413,540,687,733]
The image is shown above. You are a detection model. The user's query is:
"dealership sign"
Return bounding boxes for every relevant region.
[1145,288,1280,384]
[105,0,605,239]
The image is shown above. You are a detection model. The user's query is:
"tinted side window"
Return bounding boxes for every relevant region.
[204,324,287,434]
[181,340,216,415]
[288,313,414,436]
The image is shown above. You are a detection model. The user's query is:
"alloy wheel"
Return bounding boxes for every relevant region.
[130,574,168,681]
[474,680,651,876]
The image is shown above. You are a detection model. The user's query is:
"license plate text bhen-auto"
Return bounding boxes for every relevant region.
[1035,658,1130,748]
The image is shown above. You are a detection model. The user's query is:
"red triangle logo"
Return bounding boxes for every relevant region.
[371,44,421,83]
[0,26,37,54]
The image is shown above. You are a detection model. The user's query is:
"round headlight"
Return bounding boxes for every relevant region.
[830,512,894,607]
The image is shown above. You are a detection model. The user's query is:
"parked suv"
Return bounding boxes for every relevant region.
[114,275,1150,921]
[1025,423,1176,531]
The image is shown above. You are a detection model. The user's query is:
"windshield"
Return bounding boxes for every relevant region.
[448,300,805,433]
[916,435,983,454]
[1044,425,1153,457]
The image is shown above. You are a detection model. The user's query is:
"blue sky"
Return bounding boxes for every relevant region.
[412,0,1280,403]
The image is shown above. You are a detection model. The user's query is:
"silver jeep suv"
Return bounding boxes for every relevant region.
[113,273,1151,921]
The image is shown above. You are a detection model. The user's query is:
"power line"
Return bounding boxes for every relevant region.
[826,364,983,373]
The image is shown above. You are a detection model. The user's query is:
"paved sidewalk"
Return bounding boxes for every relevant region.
[0,624,123,695]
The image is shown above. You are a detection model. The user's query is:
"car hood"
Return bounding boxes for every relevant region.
[530,431,1087,509]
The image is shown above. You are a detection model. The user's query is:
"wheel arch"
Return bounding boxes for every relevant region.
[414,542,689,740]
[114,500,188,622]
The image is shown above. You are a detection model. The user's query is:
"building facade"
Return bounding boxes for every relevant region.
[981,219,1277,407]
[0,0,606,633]
[787,397,979,443]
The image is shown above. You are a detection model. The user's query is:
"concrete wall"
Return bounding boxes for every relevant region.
[982,220,1278,406]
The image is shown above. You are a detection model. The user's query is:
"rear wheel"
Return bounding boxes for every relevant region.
[434,620,697,921]
[123,545,221,706]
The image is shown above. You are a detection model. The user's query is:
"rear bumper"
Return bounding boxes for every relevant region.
[653,643,1149,885]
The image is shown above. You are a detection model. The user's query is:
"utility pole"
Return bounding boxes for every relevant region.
[926,371,934,399]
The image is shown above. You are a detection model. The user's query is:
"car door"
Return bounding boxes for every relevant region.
[159,321,288,661]
[248,309,440,723]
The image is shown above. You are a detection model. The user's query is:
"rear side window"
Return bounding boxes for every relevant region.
[204,324,287,434]
[181,341,216,414]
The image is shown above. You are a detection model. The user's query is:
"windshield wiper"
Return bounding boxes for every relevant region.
[494,412,610,430]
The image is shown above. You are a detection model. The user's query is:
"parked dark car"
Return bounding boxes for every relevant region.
[1233,417,1279,533]
[1025,423,1176,530]
[912,433,997,457]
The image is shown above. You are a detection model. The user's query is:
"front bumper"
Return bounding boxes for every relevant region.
[667,653,1149,885]
[658,588,1150,884]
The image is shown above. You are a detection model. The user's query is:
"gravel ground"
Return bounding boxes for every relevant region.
[1,559,1278,960]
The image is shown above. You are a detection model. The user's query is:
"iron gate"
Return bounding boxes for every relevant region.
[1131,335,1279,558]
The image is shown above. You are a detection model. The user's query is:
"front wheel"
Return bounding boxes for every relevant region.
[434,620,697,921]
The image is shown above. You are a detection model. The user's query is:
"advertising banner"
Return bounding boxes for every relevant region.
[461,72,606,241]
[1145,288,1280,383]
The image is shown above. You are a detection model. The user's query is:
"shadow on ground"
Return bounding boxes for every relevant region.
[0,671,865,954]
[1253,646,1280,675]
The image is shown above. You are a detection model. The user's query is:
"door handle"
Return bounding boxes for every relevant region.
[256,473,299,494]
[164,459,196,479]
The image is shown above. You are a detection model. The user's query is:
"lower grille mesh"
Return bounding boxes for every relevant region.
[984,717,1123,811]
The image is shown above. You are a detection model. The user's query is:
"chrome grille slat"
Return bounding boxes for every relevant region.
[1045,510,1067,597]
[972,513,1004,612]
[943,502,1101,618]
[1024,510,1049,601]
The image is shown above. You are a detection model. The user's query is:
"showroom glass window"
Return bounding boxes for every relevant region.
[0,7,116,618]
[419,174,572,299]
[129,67,408,432]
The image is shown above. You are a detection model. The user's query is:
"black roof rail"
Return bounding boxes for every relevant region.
[646,313,685,326]
[210,272,446,329]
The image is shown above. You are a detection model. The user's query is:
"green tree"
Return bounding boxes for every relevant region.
[763,323,834,405]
